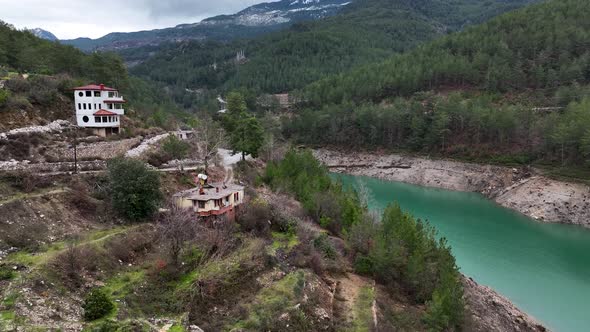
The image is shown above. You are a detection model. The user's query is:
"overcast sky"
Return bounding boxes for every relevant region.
[0,0,265,39]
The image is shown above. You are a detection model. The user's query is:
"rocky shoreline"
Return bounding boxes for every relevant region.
[314,149,590,228]
[462,276,548,332]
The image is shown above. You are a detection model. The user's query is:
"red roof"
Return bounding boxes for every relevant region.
[104,99,126,103]
[93,109,118,116]
[73,84,117,91]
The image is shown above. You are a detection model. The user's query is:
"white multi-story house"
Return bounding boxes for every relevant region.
[73,84,125,136]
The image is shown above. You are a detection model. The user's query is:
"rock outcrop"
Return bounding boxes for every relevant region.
[463,276,548,332]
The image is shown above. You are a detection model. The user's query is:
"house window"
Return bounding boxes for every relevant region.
[78,91,83,97]
[78,103,81,110]
[83,103,86,110]
[198,201,205,209]
[94,91,100,97]
[99,104,101,109]
[95,116,101,123]
[102,116,107,122]
[234,192,239,201]
[108,92,115,98]
[85,91,91,97]
[82,116,89,123]
[115,104,121,109]
[225,196,230,203]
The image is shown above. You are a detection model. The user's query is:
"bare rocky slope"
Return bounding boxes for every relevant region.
[462,276,547,332]
[314,149,590,228]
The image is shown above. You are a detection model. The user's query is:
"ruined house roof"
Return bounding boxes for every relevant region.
[173,182,244,201]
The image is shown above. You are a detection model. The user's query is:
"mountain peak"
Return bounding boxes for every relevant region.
[27,28,58,41]
[200,0,351,27]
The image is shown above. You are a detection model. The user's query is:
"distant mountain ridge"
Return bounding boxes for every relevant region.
[27,28,58,41]
[196,0,350,26]
[130,0,541,94]
[61,0,351,51]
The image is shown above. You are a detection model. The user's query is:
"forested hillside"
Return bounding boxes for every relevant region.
[305,0,590,104]
[131,0,538,94]
[0,21,127,88]
[0,21,180,126]
[285,0,590,174]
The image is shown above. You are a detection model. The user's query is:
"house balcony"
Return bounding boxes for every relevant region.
[197,205,233,217]
[105,108,125,115]
[86,121,120,128]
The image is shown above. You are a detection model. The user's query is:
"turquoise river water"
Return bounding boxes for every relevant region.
[335,174,590,332]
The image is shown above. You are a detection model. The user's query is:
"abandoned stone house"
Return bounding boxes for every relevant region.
[171,129,194,141]
[174,182,244,221]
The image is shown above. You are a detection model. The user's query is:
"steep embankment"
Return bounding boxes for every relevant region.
[314,149,590,228]
[462,276,547,332]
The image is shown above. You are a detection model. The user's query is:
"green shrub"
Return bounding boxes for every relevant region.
[107,158,163,221]
[353,255,374,275]
[5,95,32,110]
[0,266,15,280]
[82,288,114,321]
[313,233,337,259]
[423,267,464,331]
[84,319,120,332]
[161,135,190,161]
[5,77,30,93]
[0,89,9,107]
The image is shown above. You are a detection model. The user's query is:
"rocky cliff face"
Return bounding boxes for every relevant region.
[313,149,590,228]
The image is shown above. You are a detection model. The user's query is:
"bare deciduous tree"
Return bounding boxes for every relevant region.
[159,204,197,268]
[193,117,226,173]
[194,220,238,262]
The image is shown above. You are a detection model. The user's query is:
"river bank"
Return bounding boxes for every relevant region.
[314,149,590,228]
[462,276,547,332]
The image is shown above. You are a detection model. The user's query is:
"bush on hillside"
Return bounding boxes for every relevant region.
[5,95,32,110]
[82,288,114,321]
[0,89,9,107]
[263,150,363,235]
[27,78,58,106]
[4,77,30,93]
[161,135,190,161]
[146,149,172,167]
[107,157,162,221]
[0,266,14,280]
[238,198,273,236]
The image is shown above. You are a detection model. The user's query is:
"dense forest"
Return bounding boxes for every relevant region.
[282,0,590,172]
[284,91,590,168]
[130,0,538,94]
[304,0,590,104]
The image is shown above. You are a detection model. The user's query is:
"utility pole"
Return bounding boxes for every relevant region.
[71,127,78,174]
[73,136,77,174]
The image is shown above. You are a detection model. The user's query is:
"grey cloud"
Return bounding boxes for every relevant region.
[0,0,268,38]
